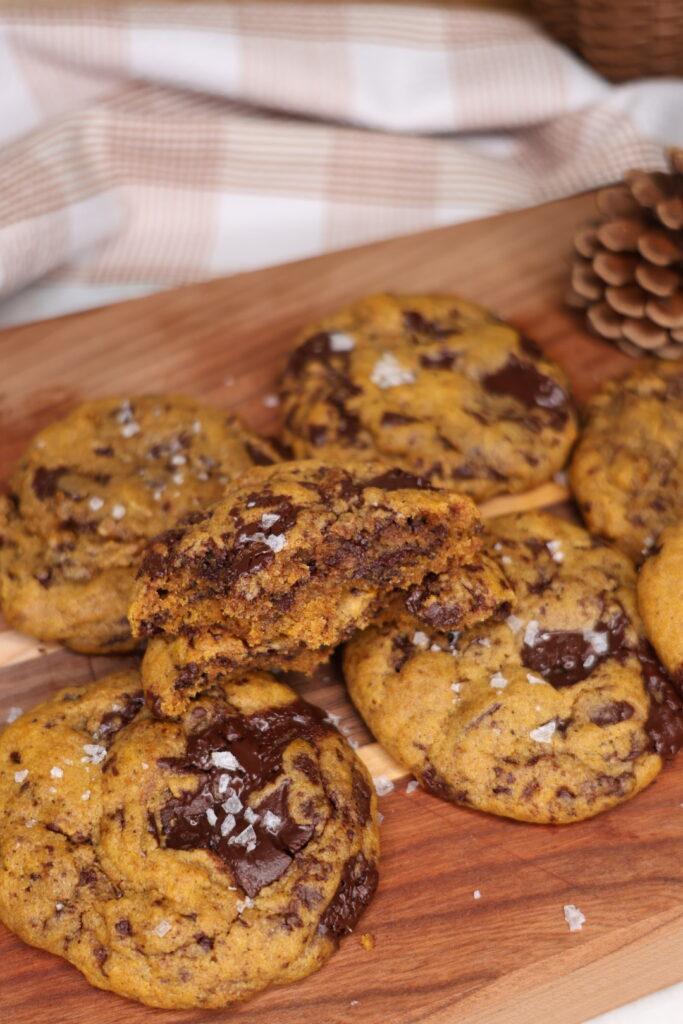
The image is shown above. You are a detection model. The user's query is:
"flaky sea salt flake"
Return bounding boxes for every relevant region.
[406,779,419,794]
[206,808,218,827]
[371,353,416,389]
[50,766,63,779]
[6,706,23,724]
[473,889,482,900]
[154,919,172,938]
[563,904,586,932]
[412,631,429,649]
[374,775,394,796]
[329,331,355,352]
[111,504,126,520]
[265,533,286,552]
[263,394,280,408]
[14,769,28,784]
[490,672,508,690]
[530,720,556,744]
[211,750,242,771]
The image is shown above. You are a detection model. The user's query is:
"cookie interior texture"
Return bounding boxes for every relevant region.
[0,395,278,653]
[344,511,683,824]
[279,293,578,501]
[128,459,513,716]
[0,670,378,1009]
[638,519,683,682]
[570,359,683,563]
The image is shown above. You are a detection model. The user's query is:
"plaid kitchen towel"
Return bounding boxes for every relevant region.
[0,3,681,325]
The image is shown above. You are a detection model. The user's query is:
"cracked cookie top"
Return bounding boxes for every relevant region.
[570,359,683,562]
[128,459,512,716]
[344,511,683,824]
[0,670,378,1009]
[0,395,278,653]
[278,294,577,501]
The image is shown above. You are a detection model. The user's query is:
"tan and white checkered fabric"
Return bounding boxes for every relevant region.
[0,4,680,324]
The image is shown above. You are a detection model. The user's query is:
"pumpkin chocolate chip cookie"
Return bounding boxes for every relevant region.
[344,512,683,824]
[128,459,513,717]
[0,395,278,654]
[638,519,683,683]
[570,359,683,562]
[278,294,578,501]
[0,669,379,1008]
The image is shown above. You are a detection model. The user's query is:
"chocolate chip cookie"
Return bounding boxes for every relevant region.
[0,669,378,1008]
[278,294,578,501]
[570,360,683,562]
[344,512,683,824]
[638,519,683,684]
[0,396,278,653]
[129,459,511,717]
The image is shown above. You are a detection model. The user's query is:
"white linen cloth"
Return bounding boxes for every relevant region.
[0,4,682,325]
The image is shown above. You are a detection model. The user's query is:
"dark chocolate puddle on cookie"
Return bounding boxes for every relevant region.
[156,699,333,897]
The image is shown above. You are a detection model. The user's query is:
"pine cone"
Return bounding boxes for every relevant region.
[568,149,683,359]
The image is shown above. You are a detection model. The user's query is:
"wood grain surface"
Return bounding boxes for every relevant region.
[2,191,682,1024]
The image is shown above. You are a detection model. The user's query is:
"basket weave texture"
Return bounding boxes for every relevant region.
[534,0,683,82]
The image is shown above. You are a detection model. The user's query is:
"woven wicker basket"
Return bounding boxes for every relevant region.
[533,0,683,82]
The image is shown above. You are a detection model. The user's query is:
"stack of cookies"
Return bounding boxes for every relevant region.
[1,293,682,1010]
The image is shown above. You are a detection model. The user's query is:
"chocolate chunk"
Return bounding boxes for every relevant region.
[639,643,683,758]
[115,919,132,937]
[94,690,144,742]
[361,467,434,492]
[402,311,457,338]
[158,699,333,897]
[286,333,341,377]
[482,354,569,428]
[521,611,629,688]
[317,852,378,939]
[245,442,276,467]
[590,701,634,727]
[32,466,67,500]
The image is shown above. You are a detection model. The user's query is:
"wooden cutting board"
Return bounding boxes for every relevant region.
[2,191,683,1024]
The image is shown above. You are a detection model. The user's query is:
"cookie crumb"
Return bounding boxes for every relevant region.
[360,932,375,951]
[563,904,586,932]
[374,775,394,796]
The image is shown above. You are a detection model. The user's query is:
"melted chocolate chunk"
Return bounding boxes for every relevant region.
[482,354,569,428]
[115,919,132,937]
[286,333,343,377]
[402,311,457,339]
[157,699,333,897]
[361,468,434,492]
[32,466,67,500]
[94,691,145,742]
[590,701,634,727]
[317,852,378,939]
[521,611,629,688]
[380,412,419,426]
[639,643,683,758]
[245,442,276,467]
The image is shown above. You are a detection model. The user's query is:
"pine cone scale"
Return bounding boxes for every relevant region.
[569,149,683,359]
